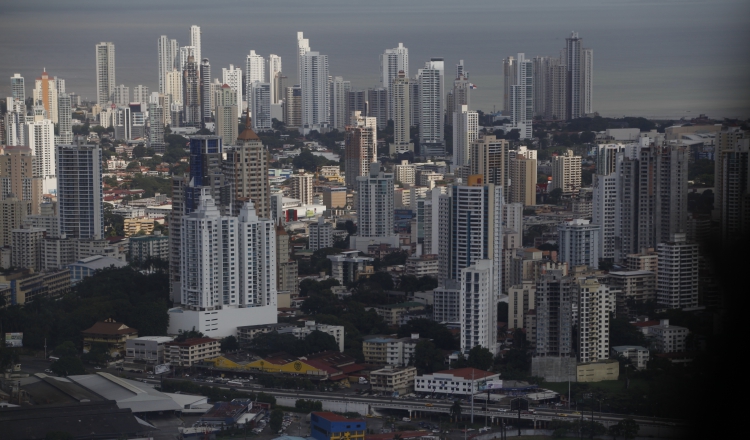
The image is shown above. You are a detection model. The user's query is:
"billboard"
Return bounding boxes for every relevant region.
[154,364,171,375]
[5,333,23,348]
[478,380,503,391]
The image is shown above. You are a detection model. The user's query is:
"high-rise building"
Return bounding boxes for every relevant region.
[391,71,412,154]
[0,196,31,248]
[0,146,43,215]
[713,130,750,242]
[300,51,330,130]
[113,84,129,107]
[190,25,201,66]
[200,59,212,122]
[381,43,409,121]
[214,85,238,145]
[367,87,387,130]
[284,85,302,128]
[290,173,313,205]
[509,150,537,206]
[509,53,533,139]
[460,260,497,355]
[418,58,444,156]
[469,135,509,191]
[246,50,265,89]
[582,48,594,116]
[133,85,150,106]
[222,64,243,120]
[56,145,103,240]
[57,93,73,145]
[95,42,116,106]
[250,82,271,132]
[11,227,45,271]
[268,54,282,104]
[532,56,549,118]
[657,233,698,309]
[508,281,535,330]
[592,173,618,261]
[565,32,593,119]
[534,270,574,357]
[148,94,166,153]
[166,69,183,106]
[33,70,58,123]
[275,222,298,294]
[178,46,195,76]
[550,150,581,195]
[11,73,25,103]
[452,105,478,167]
[574,277,614,363]
[452,72,471,112]
[502,55,515,115]
[409,80,420,130]
[344,111,377,188]
[158,35,179,94]
[346,90,367,126]
[558,219,601,269]
[329,76,351,131]
[4,97,26,147]
[352,162,399,252]
[545,59,568,120]
[272,72,287,106]
[182,56,201,128]
[308,217,333,251]
[297,32,310,86]
[224,119,271,218]
[23,117,56,194]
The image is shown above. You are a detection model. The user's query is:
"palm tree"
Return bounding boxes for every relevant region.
[450,400,462,419]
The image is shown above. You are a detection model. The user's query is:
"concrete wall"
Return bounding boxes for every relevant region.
[167,305,277,338]
[276,396,370,415]
[576,360,619,383]
[531,356,576,382]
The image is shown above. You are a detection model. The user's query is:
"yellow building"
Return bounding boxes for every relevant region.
[576,359,619,383]
[82,318,138,355]
[123,218,155,237]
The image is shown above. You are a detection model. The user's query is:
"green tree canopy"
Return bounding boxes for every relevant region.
[398,319,458,350]
[220,336,239,352]
[54,341,78,357]
[467,346,494,371]
[412,340,444,374]
[50,356,85,376]
[270,408,284,431]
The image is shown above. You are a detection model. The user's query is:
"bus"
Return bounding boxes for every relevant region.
[48,356,59,362]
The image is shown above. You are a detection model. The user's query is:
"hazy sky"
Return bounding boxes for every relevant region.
[2,0,749,118]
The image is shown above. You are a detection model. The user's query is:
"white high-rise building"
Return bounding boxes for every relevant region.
[657,233,698,309]
[95,42,116,106]
[575,277,614,363]
[166,69,183,105]
[550,149,581,195]
[351,162,399,252]
[330,76,351,131]
[5,98,26,146]
[418,58,444,156]
[11,73,25,103]
[391,71,412,154]
[246,50,265,87]
[460,260,497,355]
[57,93,73,145]
[222,64,243,120]
[452,105,478,166]
[268,54,282,104]
[33,71,58,124]
[380,43,409,120]
[113,84,129,106]
[57,144,103,239]
[290,173,313,205]
[509,53,533,140]
[157,36,179,94]
[190,25,201,67]
[565,32,593,119]
[582,48,594,115]
[250,82,271,132]
[133,85,150,105]
[592,173,618,261]
[308,217,334,251]
[300,51,330,130]
[297,32,310,86]
[179,46,195,75]
[215,85,238,145]
[558,218,601,269]
[502,55,515,115]
[24,119,56,194]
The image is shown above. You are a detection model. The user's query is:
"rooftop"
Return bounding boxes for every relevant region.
[166,337,219,347]
[82,318,137,336]
[433,367,498,380]
[312,411,364,423]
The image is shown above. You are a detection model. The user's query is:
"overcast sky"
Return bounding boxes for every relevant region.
[1,0,749,118]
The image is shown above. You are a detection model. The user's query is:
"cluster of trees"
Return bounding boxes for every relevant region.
[295,248,341,275]
[294,399,323,412]
[128,175,172,197]
[292,148,339,172]
[251,330,339,356]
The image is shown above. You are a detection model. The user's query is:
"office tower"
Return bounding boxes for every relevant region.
[469,135,510,192]
[272,73,286,106]
[509,53,533,139]
[224,120,271,218]
[290,173,313,205]
[546,59,568,120]
[534,270,574,357]
[322,186,346,210]
[452,73,470,112]
[57,93,73,145]
[344,111,377,188]
[714,130,750,241]
[268,54,282,104]
[550,149,581,195]
[222,64,243,120]
[179,46,195,76]
[352,162,398,252]
[509,150,537,206]
[250,82,271,132]
[329,76,351,130]
[0,196,31,248]
[165,69,183,106]
[11,74,25,103]
[574,277,614,363]
[190,25,201,66]
[113,84,129,106]
[199,59,211,122]
[502,56,515,114]
[460,260,497,355]
[133,85,150,105]
[592,173,617,261]
[112,106,132,140]
[558,219,601,269]
[95,42,116,106]
[23,118,56,194]
[532,57,549,117]
[367,87,387,130]
[297,32,310,85]
[158,35,179,94]
[346,90,367,126]
[214,85,238,145]
[56,145,103,240]
[246,50,265,90]
[452,105,478,166]
[0,146,42,215]
[308,217,333,251]
[381,43,409,121]
[391,72,412,154]
[148,94,166,153]
[654,144,688,244]
[300,51,330,130]
[418,59,445,156]
[657,234,698,309]
[409,80,420,130]
[565,31,593,119]
[284,85,302,128]
[33,70,58,123]
[182,56,201,128]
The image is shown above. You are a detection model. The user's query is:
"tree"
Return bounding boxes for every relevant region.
[132,145,147,158]
[270,408,284,431]
[467,346,494,371]
[412,340,443,373]
[54,341,78,357]
[609,418,639,440]
[303,330,339,354]
[548,188,563,205]
[50,356,85,376]
[450,400,462,418]
[609,317,648,347]
[175,328,205,342]
[220,336,239,352]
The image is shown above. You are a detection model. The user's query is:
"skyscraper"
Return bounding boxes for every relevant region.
[330,76,351,131]
[199,59,212,122]
[133,85,150,105]
[284,85,302,128]
[351,162,399,252]
[558,219,601,269]
[380,43,409,120]
[418,58,444,156]
[33,70,58,123]
[509,148,537,206]
[190,25,201,66]
[23,116,56,194]
[250,81,271,132]
[113,84,129,106]
[367,87,387,130]
[182,56,201,128]
[565,32,593,119]
[222,64,243,121]
[148,93,166,153]
[166,69,183,106]
[657,234,698,309]
[0,146,43,215]
[391,71,412,154]
[713,130,750,242]
[460,260,498,355]
[268,54,282,104]
[532,56,549,118]
[224,117,271,218]
[178,46,195,76]
[534,270,574,357]
[157,35,179,94]
[214,85,238,145]
[346,90,367,126]
[509,53,533,139]
[546,59,568,120]
[300,51,330,130]
[296,32,310,86]
[344,111,377,188]
[246,50,265,88]
[550,150,581,195]
[95,42,116,106]
[452,105,478,166]
[57,93,73,145]
[574,277,614,363]
[11,73,25,103]
[469,135,510,189]
[502,56,515,115]
[290,173,313,205]
[56,145,103,239]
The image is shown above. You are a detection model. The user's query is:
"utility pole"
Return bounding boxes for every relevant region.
[470,369,475,423]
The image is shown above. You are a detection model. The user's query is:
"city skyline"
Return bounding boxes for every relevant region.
[1,0,748,119]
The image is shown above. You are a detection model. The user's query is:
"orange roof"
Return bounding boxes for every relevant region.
[434,367,497,380]
[81,319,137,336]
[237,112,260,141]
[313,411,364,423]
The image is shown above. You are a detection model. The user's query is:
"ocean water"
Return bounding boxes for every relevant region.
[1,0,748,119]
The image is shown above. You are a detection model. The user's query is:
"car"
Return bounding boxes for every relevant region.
[425,403,433,407]
[557,413,568,417]
[94,366,102,370]
[402,417,411,422]
[432,430,440,434]
[479,427,491,433]
[44,369,52,373]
